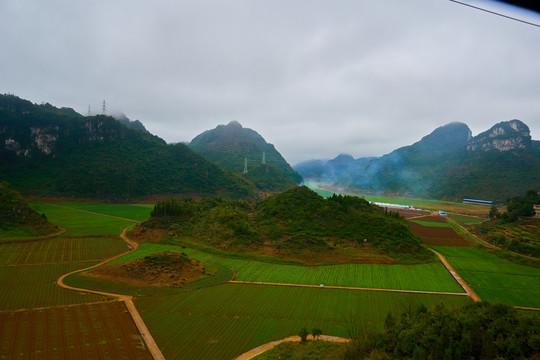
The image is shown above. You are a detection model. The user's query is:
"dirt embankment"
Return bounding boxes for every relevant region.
[82,251,206,288]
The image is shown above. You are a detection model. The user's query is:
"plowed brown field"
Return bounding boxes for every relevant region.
[0,301,153,360]
[408,221,471,247]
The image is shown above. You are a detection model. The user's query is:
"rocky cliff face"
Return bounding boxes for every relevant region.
[467,119,531,152]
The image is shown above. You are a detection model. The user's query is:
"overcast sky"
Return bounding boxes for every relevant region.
[1,0,539,165]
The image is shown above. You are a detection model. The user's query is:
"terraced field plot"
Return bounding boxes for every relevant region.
[0,301,153,360]
[136,283,470,360]
[50,203,153,222]
[432,246,540,308]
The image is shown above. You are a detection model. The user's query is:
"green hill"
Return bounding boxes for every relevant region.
[146,186,430,262]
[0,181,56,237]
[0,94,256,201]
[189,121,302,192]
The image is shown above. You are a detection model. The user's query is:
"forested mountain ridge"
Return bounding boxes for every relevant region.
[296,120,540,201]
[189,121,302,192]
[0,94,257,201]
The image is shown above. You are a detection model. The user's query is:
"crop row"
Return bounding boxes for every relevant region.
[0,263,106,311]
[136,283,470,360]
[0,236,128,266]
[432,246,540,308]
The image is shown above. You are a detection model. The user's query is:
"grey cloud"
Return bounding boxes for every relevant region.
[1,0,539,165]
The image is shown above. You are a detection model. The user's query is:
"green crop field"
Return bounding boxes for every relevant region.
[50,203,153,221]
[30,203,139,236]
[448,213,486,226]
[409,220,451,228]
[0,236,128,266]
[135,283,470,360]
[0,263,106,310]
[222,260,463,293]
[432,246,540,308]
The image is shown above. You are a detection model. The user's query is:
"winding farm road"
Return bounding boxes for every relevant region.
[57,227,165,360]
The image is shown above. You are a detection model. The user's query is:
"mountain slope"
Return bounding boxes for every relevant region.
[189,121,302,192]
[0,94,256,200]
[297,120,540,201]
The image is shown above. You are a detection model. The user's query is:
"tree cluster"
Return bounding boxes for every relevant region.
[345,302,540,360]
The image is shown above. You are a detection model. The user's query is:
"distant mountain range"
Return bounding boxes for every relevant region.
[295,120,540,202]
[0,94,257,201]
[189,121,302,192]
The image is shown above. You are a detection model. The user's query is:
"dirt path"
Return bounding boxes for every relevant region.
[57,227,165,360]
[229,280,468,296]
[234,335,350,360]
[429,248,481,302]
[45,203,139,222]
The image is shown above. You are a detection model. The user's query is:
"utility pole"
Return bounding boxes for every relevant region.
[243,157,248,174]
[102,100,106,115]
[87,104,91,116]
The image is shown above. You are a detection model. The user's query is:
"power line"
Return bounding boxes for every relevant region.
[450,0,540,28]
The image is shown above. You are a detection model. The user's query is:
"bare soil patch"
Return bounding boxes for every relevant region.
[408,221,471,247]
[82,251,207,287]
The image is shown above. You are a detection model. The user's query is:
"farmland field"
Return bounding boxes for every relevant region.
[135,283,470,360]
[0,263,107,310]
[29,203,141,236]
[99,243,464,293]
[0,301,153,360]
[408,221,471,247]
[432,246,540,308]
[0,236,128,266]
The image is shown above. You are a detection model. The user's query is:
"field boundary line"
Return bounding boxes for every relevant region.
[45,203,139,222]
[57,226,165,360]
[234,334,350,360]
[228,280,468,296]
[429,248,481,302]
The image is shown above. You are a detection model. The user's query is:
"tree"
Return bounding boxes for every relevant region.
[489,205,500,219]
[311,328,322,340]
[298,327,309,342]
